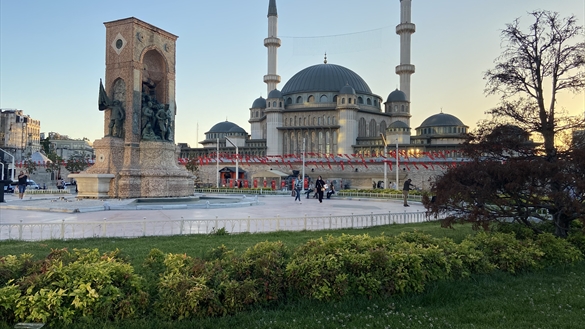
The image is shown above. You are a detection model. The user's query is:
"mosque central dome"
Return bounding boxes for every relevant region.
[281,63,372,95]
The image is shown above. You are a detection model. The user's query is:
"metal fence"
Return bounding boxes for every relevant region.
[0,211,439,241]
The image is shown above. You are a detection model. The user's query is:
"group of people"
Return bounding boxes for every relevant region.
[293,175,335,204]
[141,93,173,141]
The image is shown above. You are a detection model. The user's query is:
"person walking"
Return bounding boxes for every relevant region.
[17,171,28,200]
[294,175,302,203]
[315,175,325,203]
[402,178,415,206]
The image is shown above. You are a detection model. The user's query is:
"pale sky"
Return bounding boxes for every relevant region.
[1,0,583,146]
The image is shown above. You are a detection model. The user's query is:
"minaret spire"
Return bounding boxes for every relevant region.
[264,0,281,94]
[396,0,415,101]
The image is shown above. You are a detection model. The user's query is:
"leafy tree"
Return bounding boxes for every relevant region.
[22,153,38,175]
[45,152,64,181]
[40,137,53,155]
[425,11,585,238]
[185,157,202,187]
[65,153,90,173]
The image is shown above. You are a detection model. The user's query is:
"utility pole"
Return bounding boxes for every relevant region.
[380,134,388,189]
[225,137,238,188]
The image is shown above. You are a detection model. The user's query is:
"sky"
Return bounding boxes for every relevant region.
[1,0,584,147]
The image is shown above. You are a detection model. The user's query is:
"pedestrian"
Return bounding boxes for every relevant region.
[326,183,336,199]
[402,178,415,206]
[315,175,325,203]
[17,171,28,199]
[294,175,303,203]
[305,183,314,199]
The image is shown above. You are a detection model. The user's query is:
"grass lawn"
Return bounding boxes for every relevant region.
[1,222,584,329]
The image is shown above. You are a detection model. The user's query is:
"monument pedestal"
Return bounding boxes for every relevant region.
[72,140,193,199]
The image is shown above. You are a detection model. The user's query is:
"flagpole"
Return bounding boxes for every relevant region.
[302,138,306,190]
[216,138,219,188]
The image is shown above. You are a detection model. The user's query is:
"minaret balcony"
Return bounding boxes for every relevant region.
[395,64,415,74]
[264,37,282,47]
[395,23,416,34]
[263,74,281,84]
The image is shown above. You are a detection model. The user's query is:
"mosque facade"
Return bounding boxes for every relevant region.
[180,0,469,189]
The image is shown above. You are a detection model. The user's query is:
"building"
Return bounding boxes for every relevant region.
[181,0,468,161]
[42,132,94,160]
[0,108,41,161]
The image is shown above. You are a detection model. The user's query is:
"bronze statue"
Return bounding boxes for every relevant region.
[98,79,126,138]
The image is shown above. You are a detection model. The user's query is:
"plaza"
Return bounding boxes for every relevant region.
[0,191,428,241]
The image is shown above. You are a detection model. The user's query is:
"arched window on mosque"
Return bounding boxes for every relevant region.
[318,117,321,125]
[256,111,259,117]
[320,95,328,102]
[308,95,315,103]
[379,121,387,135]
[367,98,372,105]
[313,117,316,125]
[369,119,378,137]
[401,105,405,112]
[358,118,367,137]
[273,101,277,107]
[342,98,345,104]
[327,117,330,125]
[358,97,363,104]
[325,131,331,154]
[394,105,398,112]
[318,131,324,154]
[348,98,352,104]
[279,101,282,107]
[333,95,338,102]
[286,97,292,105]
[296,96,302,103]
[304,117,307,125]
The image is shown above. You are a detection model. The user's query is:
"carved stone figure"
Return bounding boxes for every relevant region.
[108,100,125,137]
[155,106,168,140]
[98,79,126,138]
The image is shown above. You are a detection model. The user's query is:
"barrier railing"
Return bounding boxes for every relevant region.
[0,211,440,241]
[194,188,423,202]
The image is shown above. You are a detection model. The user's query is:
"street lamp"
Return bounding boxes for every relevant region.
[225,136,238,188]
[380,133,387,189]
[395,138,399,190]
[0,148,15,181]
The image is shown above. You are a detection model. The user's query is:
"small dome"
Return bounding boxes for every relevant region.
[418,113,465,128]
[386,89,407,102]
[267,89,283,99]
[339,84,356,95]
[206,121,246,134]
[228,125,247,134]
[251,96,266,109]
[389,120,410,128]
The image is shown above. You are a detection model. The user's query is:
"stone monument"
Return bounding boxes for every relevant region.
[71,17,193,198]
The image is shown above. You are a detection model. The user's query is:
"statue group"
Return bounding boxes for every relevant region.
[98,79,173,141]
[141,92,173,141]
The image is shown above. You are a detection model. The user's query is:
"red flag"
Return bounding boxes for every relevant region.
[340,161,344,170]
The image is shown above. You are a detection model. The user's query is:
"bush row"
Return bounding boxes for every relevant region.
[1,231,583,324]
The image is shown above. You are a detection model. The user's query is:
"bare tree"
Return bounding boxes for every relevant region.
[426,11,585,238]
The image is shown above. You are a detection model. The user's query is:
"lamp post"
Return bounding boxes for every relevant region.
[216,138,219,188]
[380,134,388,189]
[302,138,306,190]
[395,138,399,190]
[0,148,15,181]
[225,136,238,188]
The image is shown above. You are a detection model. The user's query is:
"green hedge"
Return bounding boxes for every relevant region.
[1,232,583,325]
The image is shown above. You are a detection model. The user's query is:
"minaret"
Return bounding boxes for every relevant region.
[395,0,415,101]
[264,0,281,95]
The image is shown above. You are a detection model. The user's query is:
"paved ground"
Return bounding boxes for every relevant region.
[0,191,425,224]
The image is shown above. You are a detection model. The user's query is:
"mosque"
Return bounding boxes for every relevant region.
[180,0,469,188]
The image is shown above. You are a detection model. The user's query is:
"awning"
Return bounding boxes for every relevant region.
[251,169,290,179]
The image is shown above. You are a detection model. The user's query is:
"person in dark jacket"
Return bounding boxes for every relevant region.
[402,178,415,206]
[17,171,28,199]
[315,176,325,203]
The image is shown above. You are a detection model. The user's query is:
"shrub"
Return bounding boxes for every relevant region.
[464,232,543,273]
[534,233,583,266]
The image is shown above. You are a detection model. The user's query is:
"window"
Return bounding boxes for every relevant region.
[401,105,405,112]
[342,98,345,104]
[394,105,398,112]
[286,97,292,105]
[358,97,363,104]
[320,95,328,102]
[296,96,302,103]
[273,101,277,107]
[348,98,352,104]
[369,119,377,137]
[333,95,338,102]
[308,95,315,103]
[358,118,367,137]
[367,98,372,105]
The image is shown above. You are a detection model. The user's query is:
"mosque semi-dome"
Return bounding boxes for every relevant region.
[251,96,266,109]
[267,89,283,99]
[418,113,465,128]
[281,63,372,95]
[386,89,407,102]
[339,84,356,95]
[207,121,246,134]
